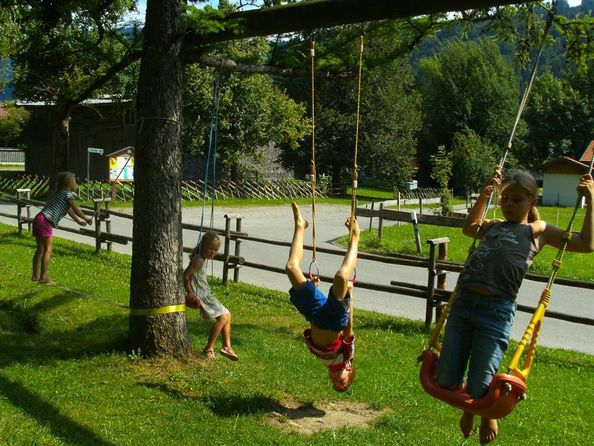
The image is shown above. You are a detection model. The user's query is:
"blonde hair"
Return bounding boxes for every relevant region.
[54,171,76,192]
[200,231,220,253]
[500,170,540,222]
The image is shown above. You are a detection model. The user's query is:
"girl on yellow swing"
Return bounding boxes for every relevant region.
[437,167,594,444]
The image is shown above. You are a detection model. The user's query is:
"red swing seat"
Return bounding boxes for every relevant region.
[419,350,527,420]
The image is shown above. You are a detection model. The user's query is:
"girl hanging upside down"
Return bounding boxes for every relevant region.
[285,202,359,392]
[437,167,594,444]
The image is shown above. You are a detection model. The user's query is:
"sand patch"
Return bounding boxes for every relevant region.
[268,400,387,435]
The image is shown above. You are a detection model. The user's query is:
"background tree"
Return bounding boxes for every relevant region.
[521,71,593,166]
[359,44,422,188]
[417,38,520,183]
[183,38,309,181]
[8,1,142,172]
[0,102,29,147]
[451,128,497,196]
[279,29,422,190]
[430,145,453,216]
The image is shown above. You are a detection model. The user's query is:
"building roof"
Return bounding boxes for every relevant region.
[16,97,133,107]
[538,156,590,174]
[579,140,593,163]
[106,146,134,157]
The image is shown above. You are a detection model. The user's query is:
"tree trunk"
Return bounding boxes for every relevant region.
[52,103,72,173]
[129,0,191,357]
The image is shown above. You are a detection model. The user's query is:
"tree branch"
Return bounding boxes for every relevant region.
[184,0,538,55]
[73,48,142,104]
[195,53,353,77]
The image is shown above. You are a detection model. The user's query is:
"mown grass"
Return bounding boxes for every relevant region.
[350,205,594,281]
[0,223,593,445]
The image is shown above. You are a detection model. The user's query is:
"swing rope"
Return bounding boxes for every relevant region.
[194,71,222,262]
[349,35,364,241]
[428,6,556,352]
[309,40,319,279]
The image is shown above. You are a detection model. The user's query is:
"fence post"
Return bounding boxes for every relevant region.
[418,196,423,214]
[233,217,242,282]
[411,210,422,254]
[435,240,449,321]
[368,200,375,231]
[396,191,402,226]
[104,198,112,253]
[93,200,102,254]
[16,188,31,233]
[377,202,384,240]
[17,195,23,234]
[425,240,437,330]
[222,215,231,285]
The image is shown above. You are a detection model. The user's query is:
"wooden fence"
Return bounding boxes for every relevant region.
[2,192,593,330]
[0,173,325,201]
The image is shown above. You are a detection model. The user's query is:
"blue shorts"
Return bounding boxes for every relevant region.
[289,280,350,332]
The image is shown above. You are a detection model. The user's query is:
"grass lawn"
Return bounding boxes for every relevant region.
[0,223,593,445]
[351,205,594,282]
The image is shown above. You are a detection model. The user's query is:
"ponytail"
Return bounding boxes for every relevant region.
[528,206,540,223]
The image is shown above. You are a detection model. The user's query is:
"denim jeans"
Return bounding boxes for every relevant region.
[437,288,516,400]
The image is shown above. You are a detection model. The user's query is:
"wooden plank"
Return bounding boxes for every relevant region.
[357,207,466,228]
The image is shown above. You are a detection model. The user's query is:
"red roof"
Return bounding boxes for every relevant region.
[579,140,593,163]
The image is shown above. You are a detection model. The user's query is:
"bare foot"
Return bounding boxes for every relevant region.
[459,412,475,438]
[39,279,56,285]
[291,202,308,230]
[480,418,498,444]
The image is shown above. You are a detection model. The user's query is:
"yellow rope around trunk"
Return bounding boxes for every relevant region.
[129,304,186,316]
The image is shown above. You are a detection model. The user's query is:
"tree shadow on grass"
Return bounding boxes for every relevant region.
[142,382,277,416]
[0,313,128,367]
[0,374,117,446]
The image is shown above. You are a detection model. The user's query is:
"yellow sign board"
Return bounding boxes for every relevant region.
[109,154,134,182]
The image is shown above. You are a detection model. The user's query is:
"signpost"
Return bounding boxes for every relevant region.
[87,147,104,181]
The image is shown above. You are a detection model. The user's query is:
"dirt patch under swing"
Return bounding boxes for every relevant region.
[268,400,388,435]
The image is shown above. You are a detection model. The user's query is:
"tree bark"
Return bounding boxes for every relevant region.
[52,103,72,174]
[129,0,191,357]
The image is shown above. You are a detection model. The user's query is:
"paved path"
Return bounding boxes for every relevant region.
[1,200,593,354]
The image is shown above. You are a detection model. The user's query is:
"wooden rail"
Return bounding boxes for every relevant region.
[2,194,593,329]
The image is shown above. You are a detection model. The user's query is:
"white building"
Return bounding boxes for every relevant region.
[539,140,593,207]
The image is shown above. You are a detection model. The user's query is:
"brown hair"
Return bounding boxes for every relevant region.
[332,368,356,393]
[500,170,540,222]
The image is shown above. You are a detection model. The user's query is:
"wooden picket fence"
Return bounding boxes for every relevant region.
[393,187,442,200]
[0,173,326,201]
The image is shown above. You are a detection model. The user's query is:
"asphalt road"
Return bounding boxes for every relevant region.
[1,200,593,354]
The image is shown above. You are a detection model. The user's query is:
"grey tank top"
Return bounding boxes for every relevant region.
[458,221,539,299]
